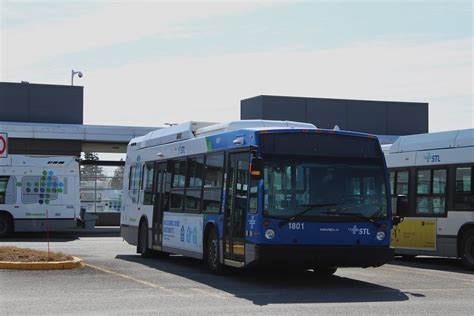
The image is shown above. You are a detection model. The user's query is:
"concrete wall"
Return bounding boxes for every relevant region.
[8,138,82,156]
[241,95,428,135]
[0,82,83,124]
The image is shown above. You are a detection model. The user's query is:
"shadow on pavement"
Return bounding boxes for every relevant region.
[0,227,120,242]
[116,254,410,306]
[391,256,474,275]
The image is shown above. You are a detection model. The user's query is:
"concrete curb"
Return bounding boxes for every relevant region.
[0,256,84,270]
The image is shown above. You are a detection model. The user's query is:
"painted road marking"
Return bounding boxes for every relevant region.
[85,263,180,295]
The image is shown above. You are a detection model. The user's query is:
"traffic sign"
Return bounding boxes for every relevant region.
[0,133,8,158]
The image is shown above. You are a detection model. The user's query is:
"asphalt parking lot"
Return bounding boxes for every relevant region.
[1,233,473,315]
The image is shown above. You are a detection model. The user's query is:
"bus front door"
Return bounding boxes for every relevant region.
[224,152,249,265]
[152,162,167,249]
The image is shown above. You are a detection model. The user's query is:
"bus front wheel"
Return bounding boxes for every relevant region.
[461,229,474,270]
[0,213,13,238]
[206,229,224,274]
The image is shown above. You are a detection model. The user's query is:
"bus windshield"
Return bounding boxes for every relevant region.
[263,159,388,220]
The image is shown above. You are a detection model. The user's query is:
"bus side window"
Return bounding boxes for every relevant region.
[142,163,155,205]
[185,156,204,212]
[249,179,258,214]
[391,170,409,215]
[0,176,9,204]
[169,160,186,211]
[203,153,224,213]
[416,168,447,216]
[128,165,141,204]
[455,166,473,211]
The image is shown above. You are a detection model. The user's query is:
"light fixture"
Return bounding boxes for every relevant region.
[71,69,83,86]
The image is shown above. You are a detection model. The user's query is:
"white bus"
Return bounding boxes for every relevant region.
[385,129,474,269]
[0,155,83,237]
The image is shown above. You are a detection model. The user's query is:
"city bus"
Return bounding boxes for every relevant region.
[386,129,474,269]
[121,120,395,274]
[0,155,86,237]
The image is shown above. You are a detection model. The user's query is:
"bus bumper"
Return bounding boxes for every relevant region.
[252,244,394,268]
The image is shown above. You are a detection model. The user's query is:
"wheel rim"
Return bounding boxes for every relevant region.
[208,237,218,268]
[466,236,474,264]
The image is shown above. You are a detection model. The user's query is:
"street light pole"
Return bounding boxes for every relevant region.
[71,69,83,86]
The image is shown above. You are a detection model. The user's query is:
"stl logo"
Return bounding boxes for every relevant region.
[348,225,359,235]
[424,152,441,163]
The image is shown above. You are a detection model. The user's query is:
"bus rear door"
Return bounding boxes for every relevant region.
[152,162,167,250]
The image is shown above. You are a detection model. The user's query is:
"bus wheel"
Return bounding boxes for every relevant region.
[313,266,337,276]
[206,229,224,274]
[401,255,417,260]
[138,221,153,258]
[0,213,13,238]
[461,229,474,270]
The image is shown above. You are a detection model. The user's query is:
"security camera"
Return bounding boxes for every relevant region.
[78,72,83,78]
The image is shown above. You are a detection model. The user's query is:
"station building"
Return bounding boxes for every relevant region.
[0,82,428,225]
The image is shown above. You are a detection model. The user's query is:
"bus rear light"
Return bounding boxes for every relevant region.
[263,219,270,227]
[380,223,387,230]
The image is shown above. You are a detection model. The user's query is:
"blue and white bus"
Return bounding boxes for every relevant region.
[121,120,395,274]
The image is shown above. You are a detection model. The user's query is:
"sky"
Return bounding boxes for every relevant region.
[1,0,472,132]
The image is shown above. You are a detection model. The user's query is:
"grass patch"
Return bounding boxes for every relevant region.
[0,247,73,262]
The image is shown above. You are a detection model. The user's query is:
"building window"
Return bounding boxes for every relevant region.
[455,166,473,211]
[416,169,447,216]
[203,153,224,213]
[81,164,124,211]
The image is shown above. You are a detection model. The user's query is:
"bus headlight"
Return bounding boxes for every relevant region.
[265,229,275,240]
[376,231,386,241]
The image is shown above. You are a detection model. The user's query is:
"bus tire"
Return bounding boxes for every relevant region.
[0,213,13,238]
[401,255,417,260]
[460,229,474,270]
[313,266,337,276]
[206,228,224,274]
[138,221,153,258]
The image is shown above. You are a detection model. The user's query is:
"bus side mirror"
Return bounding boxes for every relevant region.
[250,157,263,179]
[396,194,409,217]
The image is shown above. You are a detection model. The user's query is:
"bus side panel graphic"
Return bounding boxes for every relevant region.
[162,212,203,254]
[391,218,436,251]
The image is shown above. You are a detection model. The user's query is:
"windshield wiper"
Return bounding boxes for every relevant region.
[321,211,381,228]
[278,203,339,227]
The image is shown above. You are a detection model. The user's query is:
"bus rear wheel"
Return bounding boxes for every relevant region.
[138,221,153,258]
[461,229,474,270]
[313,266,337,276]
[206,229,224,274]
[0,213,13,238]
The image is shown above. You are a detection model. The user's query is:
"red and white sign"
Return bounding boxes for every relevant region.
[0,133,8,158]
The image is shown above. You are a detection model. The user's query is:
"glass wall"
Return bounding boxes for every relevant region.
[80,153,125,213]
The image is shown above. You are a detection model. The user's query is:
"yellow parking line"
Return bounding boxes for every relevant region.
[381,266,474,285]
[85,263,179,294]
